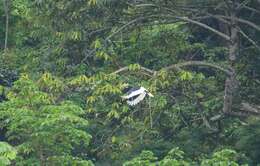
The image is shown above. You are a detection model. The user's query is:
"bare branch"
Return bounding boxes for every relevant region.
[86,27,111,38]
[196,99,219,132]
[216,15,260,32]
[226,111,249,117]
[134,3,157,8]
[131,3,231,41]
[106,17,145,40]
[163,61,232,76]
[202,115,219,132]
[241,5,260,14]
[111,66,129,75]
[235,17,260,32]
[236,0,251,10]
[111,61,231,78]
[234,1,260,14]
[173,16,231,41]
[212,103,260,119]
[210,114,224,121]
[111,66,155,76]
[241,103,260,115]
[238,28,260,50]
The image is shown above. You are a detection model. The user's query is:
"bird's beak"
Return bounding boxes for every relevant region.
[121,95,128,99]
[147,93,154,97]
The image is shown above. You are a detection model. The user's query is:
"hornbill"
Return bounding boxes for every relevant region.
[121,86,154,106]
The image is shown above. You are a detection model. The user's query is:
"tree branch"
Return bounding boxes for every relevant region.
[111,61,231,77]
[106,17,145,40]
[173,16,231,41]
[126,3,231,41]
[241,102,260,115]
[210,114,224,121]
[235,0,251,10]
[238,28,260,50]
[216,15,260,32]
[235,17,260,32]
[211,103,260,119]
[225,111,249,117]
[163,61,232,76]
[196,99,219,132]
[111,66,155,76]
[235,2,260,14]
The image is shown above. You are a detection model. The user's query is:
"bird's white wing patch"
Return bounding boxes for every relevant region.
[121,88,145,99]
[127,92,146,106]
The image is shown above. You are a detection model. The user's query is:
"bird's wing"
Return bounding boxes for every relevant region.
[126,87,140,94]
[121,88,144,99]
[127,92,146,106]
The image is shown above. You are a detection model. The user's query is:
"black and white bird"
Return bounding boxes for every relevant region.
[121,86,154,106]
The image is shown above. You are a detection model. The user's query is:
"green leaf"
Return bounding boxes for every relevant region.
[180,71,193,81]
[93,39,102,49]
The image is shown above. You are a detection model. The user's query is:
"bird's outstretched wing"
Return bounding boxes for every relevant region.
[126,93,146,106]
[121,88,144,99]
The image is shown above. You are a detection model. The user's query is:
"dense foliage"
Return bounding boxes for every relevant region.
[1,0,260,165]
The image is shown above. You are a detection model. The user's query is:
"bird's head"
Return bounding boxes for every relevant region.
[141,87,154,97]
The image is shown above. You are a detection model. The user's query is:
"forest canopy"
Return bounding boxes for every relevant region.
[1,0,260,165]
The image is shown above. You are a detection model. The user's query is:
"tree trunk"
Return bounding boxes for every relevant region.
[223,1,239,114]
[3,0,9,52]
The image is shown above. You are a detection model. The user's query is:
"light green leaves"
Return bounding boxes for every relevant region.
[88,0,97,6]
[96,51,111,61]
[93,39,102,49]
[123,151,158,166]
[92,39,112,61]
[108,110,120,119]
[128,64,141,71]
[0,75,92,165]
[69,31,82,41]
[0,142,17,166]
[179,71,193,81]
[87,96,97,104]
[201,149,240,166]
[124,148,242,166]
[0,85,4,95]
[38,72,65,94]
[158,147,190,166]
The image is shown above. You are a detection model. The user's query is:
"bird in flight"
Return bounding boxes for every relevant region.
[121,86,154,106]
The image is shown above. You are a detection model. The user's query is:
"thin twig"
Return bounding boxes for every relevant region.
[216,15,260,32]
[240,5,260,15]
[238,28,260,50]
